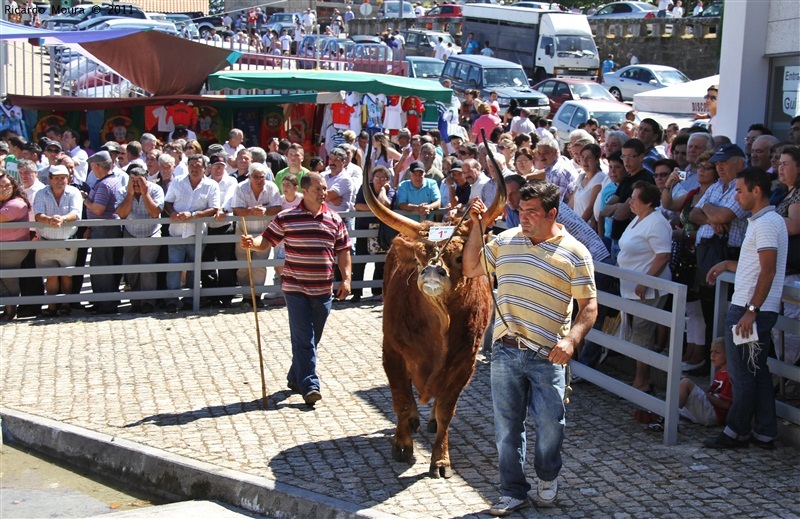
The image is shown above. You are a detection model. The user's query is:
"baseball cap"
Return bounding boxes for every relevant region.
[101,141,121,153]
[448,134,463,142]
[708,143,745,163]
[49,165,70,176]
[43,138,62,151]
[87,151,112,163]
[0,141,9,153]
[449,159,463,172]
[409,160,425,173]
[207,143,225,155]
[208,153,226,165]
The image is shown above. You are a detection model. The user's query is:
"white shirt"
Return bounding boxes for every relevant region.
[23,179,46,205]
[468,173,491,203]
[69,146,89,184]
[434,42,446,61]
[163,175,220,238]
[511,116,535,136]
[573,171,607,221]
[209,173,239,228]
[222,142,245,175]
[344,162,364,199]
[617,211,672,300]
[731,207,788,313]
[322,170,354,213]
[232,178,281,235]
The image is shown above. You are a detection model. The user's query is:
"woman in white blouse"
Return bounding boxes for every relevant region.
[572,143,607,224]
[618,181,672,393]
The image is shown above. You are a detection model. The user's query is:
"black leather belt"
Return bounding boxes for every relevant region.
[501,335,524,348]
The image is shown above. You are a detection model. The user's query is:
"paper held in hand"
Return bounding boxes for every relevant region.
[732,325,759,345]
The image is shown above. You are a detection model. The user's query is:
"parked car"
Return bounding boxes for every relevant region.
[381,1,416,19]
[440,55,550,117]
[401,29,461,57]
[349,34,383,44]
[532,78,617,113]
[406,56,446,79]
[91,18,179,36]
[421,4,463,18]
[513,2,564,10]
[71,15,128,31]
[552,99,636,146]
[42,3,148,29]
[689,1,723,17]
[163,13,200,39]
[601,64,690,101]
[267,12,303,25]
[588,1,660,19]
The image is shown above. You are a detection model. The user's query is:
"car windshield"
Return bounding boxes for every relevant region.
[484,68,528,87]
[411,61,445,78]
[385,2,414,14]
[654,70,690,85]
[571,83,615,100]
[439,34,456,44]
[591,111,628,127]
[555,35,597,57]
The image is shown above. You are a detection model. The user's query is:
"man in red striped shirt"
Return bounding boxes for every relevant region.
[241,172,352,406]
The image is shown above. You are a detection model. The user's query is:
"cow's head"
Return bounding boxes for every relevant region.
[364,162,506,298]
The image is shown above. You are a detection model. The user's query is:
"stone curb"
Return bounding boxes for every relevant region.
[0,408,401,519]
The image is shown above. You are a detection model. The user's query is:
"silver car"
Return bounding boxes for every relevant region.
[601,64,690,102]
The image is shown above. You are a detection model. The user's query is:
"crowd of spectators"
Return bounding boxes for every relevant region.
[1,104,800,388]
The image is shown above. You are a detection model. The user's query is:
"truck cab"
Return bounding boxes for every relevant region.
[462,4,599,82]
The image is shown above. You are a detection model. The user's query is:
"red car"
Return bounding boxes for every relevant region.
[532,78,617,113]
[420,4,463,30]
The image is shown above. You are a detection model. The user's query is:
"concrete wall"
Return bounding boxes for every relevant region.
[767,0,800,56]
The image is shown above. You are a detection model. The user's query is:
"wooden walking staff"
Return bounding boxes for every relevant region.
[240,217,268,409]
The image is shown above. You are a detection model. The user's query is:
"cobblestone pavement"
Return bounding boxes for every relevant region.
[2,301,798,518]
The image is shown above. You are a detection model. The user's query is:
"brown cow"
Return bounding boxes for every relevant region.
[363,172,506,478]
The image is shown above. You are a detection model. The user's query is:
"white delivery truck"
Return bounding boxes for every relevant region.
[462,4,600,83]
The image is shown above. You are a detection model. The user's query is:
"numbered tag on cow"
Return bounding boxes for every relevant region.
[429,226,455,242]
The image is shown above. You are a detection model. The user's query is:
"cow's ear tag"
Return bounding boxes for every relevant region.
[429,226,455,242]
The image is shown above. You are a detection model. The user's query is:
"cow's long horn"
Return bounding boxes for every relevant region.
[362,141,422,239]
[481,129,508,225]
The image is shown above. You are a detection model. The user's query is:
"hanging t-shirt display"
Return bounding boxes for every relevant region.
[383,95,403,130]
[166,102,197,128]
[330,102,355,128]
[362,93,386,135]
[403,96,425,135]
[345,92,362,134]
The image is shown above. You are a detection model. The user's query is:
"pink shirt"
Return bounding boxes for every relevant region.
[0,197,31,242]
[471,114,502,141]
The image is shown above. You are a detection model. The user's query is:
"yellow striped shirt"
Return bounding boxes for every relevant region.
[483,224,596,347]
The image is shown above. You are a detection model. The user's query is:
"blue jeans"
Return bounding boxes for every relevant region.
[492,341,565,499]
[167,243,198,305]
[723,305,778,442]
[284,291,333,394]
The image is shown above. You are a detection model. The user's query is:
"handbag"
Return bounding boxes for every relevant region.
[694,233,728,289]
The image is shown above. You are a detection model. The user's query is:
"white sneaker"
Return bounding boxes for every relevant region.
[489,495,530,516]
[537,479,558,507]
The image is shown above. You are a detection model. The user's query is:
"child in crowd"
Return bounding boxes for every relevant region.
[646,338,732,431]
[677,338,732,426]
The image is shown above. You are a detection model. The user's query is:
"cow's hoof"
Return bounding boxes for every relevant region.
[391,442,414,463]
[426,419,437,433]
[409,415,420,433]
[429,462,453,479]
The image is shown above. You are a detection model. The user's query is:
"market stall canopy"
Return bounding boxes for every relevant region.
[633,75,720,115]
[208,70,455,103]
[78,31,241,96]
[6,92,346,111]
[0,19,139,44]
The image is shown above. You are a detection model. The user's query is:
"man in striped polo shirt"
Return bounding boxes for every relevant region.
[240,172,352,407]
[463,181,597,515]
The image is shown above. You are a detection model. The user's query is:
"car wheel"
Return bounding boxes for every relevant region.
[609,87,623,102]
[199,27,211,39]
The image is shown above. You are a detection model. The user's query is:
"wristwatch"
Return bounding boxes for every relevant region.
[746,303,760,314]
